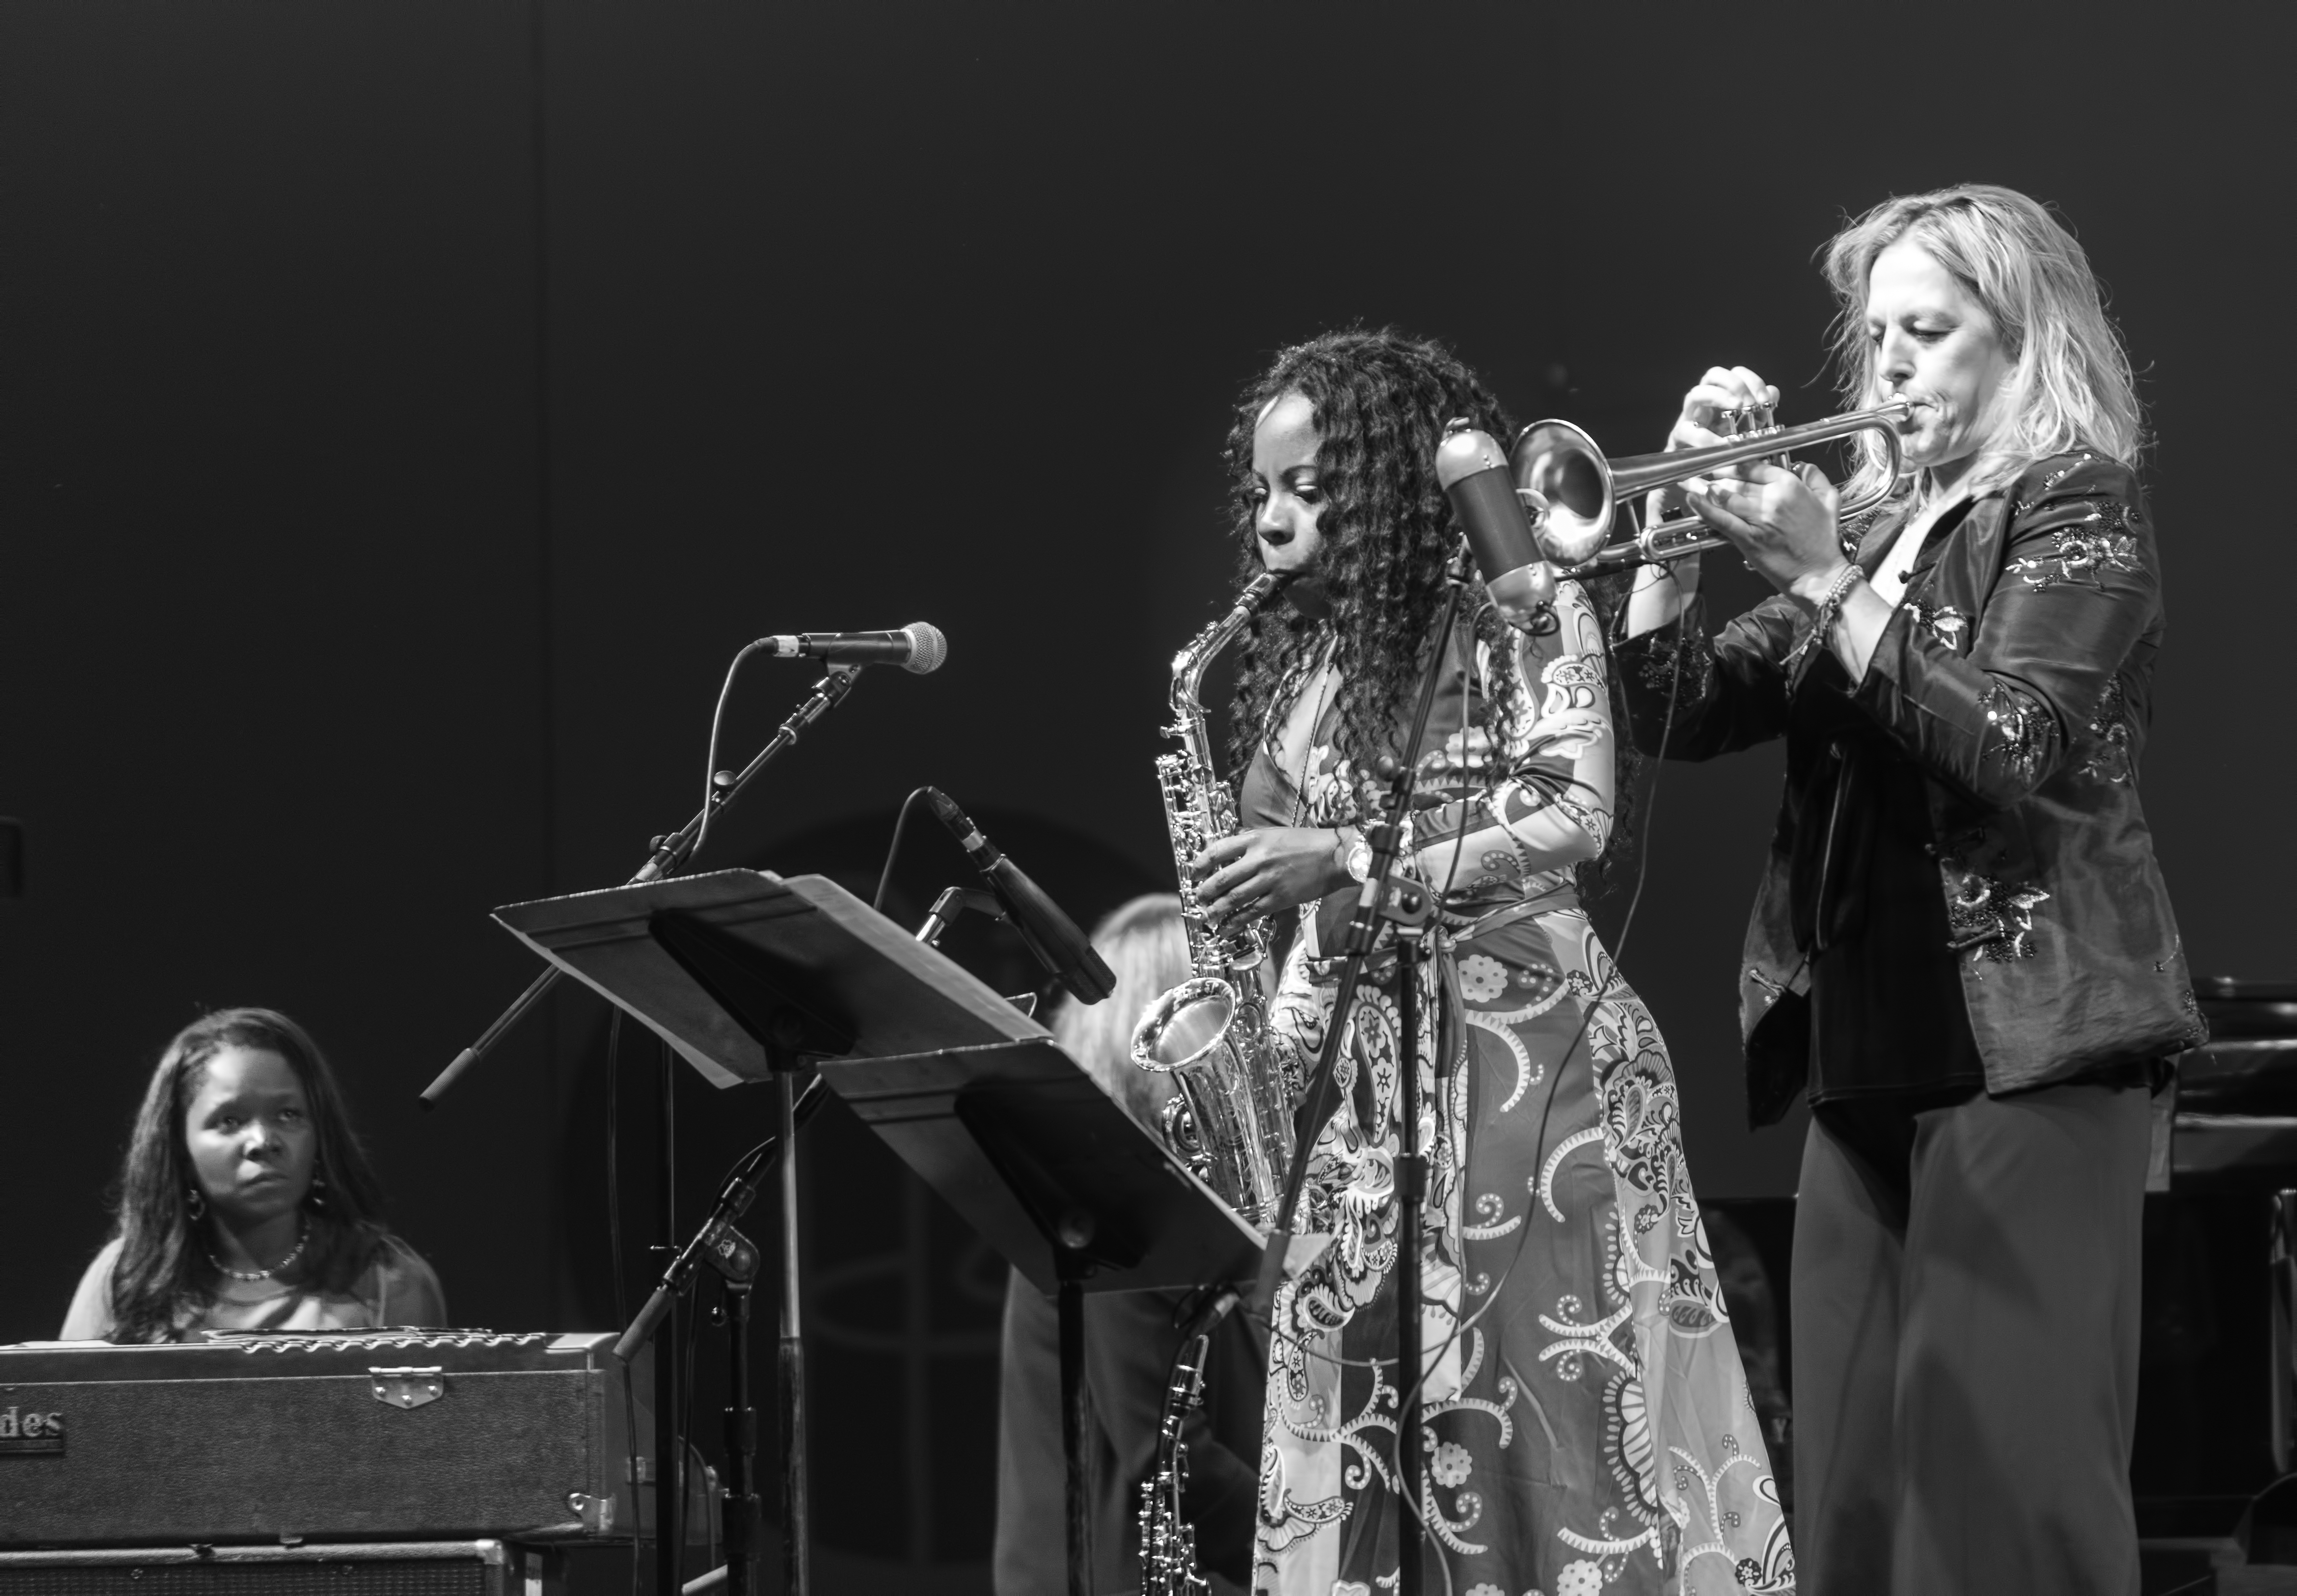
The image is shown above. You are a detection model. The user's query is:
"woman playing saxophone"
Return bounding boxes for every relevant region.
[1190,329,1789,1596]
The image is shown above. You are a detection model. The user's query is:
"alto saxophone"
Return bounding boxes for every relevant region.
[1131,570,1294,1226]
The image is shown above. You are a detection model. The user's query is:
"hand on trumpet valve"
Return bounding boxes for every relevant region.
[1684,458,1849,607]
[1648,365,1779,517]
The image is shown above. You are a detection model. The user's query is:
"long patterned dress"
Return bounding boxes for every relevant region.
[1246,580,1794,1596]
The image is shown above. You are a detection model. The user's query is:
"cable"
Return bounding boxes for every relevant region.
[873,785,936,912]
[697,640,771,856]
[1434,598,1492,904]
[609,1010,628,1329]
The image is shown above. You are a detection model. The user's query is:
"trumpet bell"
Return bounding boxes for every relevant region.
[1511,419,1616,566]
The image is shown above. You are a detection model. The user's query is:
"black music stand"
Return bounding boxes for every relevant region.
[494,870,1270,1596]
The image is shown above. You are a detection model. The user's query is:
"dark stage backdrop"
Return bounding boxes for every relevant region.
[1,2,2286,1588]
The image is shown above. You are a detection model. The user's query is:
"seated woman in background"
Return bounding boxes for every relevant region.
[994,894,1264,1596]
[61,1006,445,1340]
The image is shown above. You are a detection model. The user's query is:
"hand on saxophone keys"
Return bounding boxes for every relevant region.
[1191,825,1356,932]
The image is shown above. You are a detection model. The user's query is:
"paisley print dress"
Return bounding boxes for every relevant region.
[1246,582,1793,1596]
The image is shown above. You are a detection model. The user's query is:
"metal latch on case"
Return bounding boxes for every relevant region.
[368,1366,445,1409]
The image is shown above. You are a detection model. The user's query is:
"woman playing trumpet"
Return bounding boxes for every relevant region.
[1616,184,2196,1595]
[1194,328,1789,1596]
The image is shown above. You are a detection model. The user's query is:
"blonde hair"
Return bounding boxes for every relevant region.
[1822,184,2144,500]
[1048,893,1189,1129]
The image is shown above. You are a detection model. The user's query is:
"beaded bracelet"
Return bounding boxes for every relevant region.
[1783,564,1864,668]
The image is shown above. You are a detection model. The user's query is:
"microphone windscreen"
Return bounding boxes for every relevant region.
[1436,425,1542,585]
[1437,422,1559,628]
[900,622,949,675]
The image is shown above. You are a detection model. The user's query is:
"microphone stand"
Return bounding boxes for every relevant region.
[420,665,864,1109]
[1248,548,1468,1596]
[618,1078,829,1596]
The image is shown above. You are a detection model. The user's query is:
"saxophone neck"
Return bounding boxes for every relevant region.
[1169,572,1283,721]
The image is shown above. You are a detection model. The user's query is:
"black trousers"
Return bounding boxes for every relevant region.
[1792,1081,2153,1596]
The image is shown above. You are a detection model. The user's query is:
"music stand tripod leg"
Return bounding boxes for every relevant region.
[777,1069,811,1596]
[720,1280,757,1596]
[658,1044,682,1596]
[1058,1245,1092,1596]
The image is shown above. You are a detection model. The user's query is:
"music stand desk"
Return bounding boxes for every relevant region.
[495,869,1262,1596]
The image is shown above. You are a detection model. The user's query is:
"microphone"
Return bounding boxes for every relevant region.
[615,1137,772,1362]
[761,622,948,674]
[612,1077,830,1362]
[1434,421,1558,630]
[924,788,1115,1004]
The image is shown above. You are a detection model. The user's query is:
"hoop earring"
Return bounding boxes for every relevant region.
[185,1188,207,1222]
[308,1172,328,1212]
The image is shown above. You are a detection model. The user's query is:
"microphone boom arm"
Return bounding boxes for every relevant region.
[419,667,865,1108]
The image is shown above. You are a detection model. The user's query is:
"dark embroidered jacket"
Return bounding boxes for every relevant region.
[1616,453,2200,1126]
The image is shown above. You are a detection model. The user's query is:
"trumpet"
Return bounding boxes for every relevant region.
[1511,396,1913,576]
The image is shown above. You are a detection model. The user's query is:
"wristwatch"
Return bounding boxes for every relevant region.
[1341,826,1373,884]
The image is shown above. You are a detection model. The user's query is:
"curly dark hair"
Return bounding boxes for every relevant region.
[1222,326,1642,895]
[104,1007,394,1342]
[1224,328,1522,779]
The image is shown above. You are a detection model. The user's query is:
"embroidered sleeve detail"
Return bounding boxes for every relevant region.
[2082,674,2134,784]
[1943,866,2051,962]
[1977,681,2053,789]
[1902,600,1971,654]
[1840,505,1888,557]
[2008,451,2098,521]
[1635,625,1714,706]
[2006,501,2141,591]
[2180,987,2209,1049]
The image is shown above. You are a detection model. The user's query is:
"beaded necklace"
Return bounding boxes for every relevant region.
[209,1217,310,1284]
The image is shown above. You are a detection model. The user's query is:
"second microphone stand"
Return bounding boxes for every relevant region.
[620,1075,831,1596]
[1250,547,1474,1596]
[428,662,866,1596]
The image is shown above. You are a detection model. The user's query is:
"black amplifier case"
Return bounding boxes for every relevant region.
[0,1332,647,1548]
[0,1541,555,1596]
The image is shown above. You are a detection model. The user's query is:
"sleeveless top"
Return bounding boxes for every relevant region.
[58,1233,448,1340]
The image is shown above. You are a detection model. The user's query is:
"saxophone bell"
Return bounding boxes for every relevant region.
[1134,977,1238,1072]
